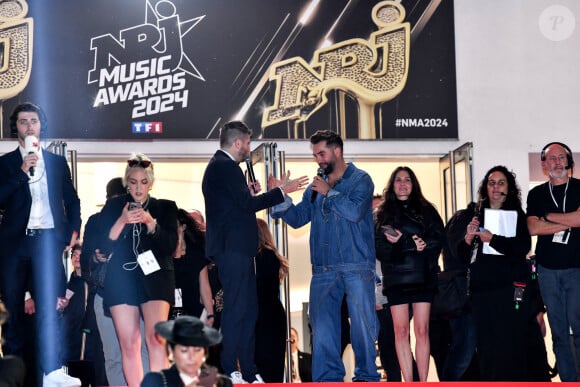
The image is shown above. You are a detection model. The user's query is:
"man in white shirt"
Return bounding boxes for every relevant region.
[0,102,82,386]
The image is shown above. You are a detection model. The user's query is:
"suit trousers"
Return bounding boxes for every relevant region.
[0,230,66,374]
[216,251,258,380]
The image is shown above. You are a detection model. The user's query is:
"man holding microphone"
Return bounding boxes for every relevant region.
[0,102,82,386]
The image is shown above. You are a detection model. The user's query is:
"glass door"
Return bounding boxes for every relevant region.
[439,143,474,222]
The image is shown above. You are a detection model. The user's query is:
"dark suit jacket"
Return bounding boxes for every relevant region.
[297,350,313,382]
[141,365,232,387]
[99,194,178,271]
[202,150,284,260]
[0,148,81,257]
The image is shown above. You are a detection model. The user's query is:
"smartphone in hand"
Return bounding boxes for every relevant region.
[198,367,218,387]
[381,225,398,237]
[128,202,142,210]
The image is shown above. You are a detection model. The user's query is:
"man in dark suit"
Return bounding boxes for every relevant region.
[202,121,306,383]
[290,327,312,383]
[0,102,82,386]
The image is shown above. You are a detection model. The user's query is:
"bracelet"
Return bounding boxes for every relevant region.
[207,314,215,319]
[148,218,158,234]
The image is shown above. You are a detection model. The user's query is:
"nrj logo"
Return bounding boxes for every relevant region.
[87,0,204,120]
[262,1,410,139]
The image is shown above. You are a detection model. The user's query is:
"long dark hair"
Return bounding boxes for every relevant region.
[476,165,522,212]
[177,209,205,249]
[375,166,433,228]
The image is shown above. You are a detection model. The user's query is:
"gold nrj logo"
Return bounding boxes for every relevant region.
[262,1,409,139]
[0,0,33,100]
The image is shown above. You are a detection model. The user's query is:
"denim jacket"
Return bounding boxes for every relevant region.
[271,163,375,273]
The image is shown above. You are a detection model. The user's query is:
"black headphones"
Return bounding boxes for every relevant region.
[9,102,48,136]
[540,141,574,169]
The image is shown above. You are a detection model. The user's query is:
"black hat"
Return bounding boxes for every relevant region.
[155,316,221,347]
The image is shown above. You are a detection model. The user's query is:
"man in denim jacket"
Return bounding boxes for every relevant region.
[271,130,379,382]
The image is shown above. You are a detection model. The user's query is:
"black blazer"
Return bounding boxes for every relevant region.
[99,194,178,271]
[141,365,233,387]
[297,350,313,382]
[202,150,284,260]
[0,148,81,257]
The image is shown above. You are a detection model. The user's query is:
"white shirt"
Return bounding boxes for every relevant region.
[19,146,55,230]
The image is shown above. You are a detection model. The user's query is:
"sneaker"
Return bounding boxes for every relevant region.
[229,371,248,384]
[252,374,264,384]
[43,368,81,387]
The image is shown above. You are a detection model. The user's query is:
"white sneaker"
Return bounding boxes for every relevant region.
[229,371,248,384]
[252,374,264,384]
[43,368,81,387]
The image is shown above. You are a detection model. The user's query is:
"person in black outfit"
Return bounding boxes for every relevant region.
[171,209,213,321]
[99,153,178,386]
[289,327,312,382]
[374,166,444,381]
[459,165,536,380]
[141,315,232,387]
[429,201,479,381]
[253,218,289,382]
[62,244,107,386]
[201,121,306,383]
[0,300,26,387]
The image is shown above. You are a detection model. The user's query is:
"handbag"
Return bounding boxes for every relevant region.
[431,269,470,319]
[93,261,108,289]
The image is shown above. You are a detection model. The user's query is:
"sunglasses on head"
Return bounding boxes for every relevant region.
[127,159,152,168]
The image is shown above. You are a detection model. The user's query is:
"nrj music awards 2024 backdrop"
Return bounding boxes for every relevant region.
[0,0,457,140]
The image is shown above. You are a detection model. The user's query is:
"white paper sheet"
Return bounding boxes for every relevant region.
[482,209,518,255]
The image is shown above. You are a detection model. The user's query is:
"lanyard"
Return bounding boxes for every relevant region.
[548,179,568,213]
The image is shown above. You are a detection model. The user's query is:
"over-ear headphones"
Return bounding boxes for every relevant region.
[9,102,48,136]
[540,141,574,169]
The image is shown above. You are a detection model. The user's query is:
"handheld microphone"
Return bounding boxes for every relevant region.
[24,135,38,176]
[499,192,507,196]
[311,168,325,203]
[245,157,256,193]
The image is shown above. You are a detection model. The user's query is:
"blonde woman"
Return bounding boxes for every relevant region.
[254,218,289,382]
[100,153,178,387]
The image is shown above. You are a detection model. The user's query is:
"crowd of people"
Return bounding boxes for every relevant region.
[0,102,579,386]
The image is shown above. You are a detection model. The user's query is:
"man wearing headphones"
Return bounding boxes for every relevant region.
[0,102,82,386]
[527,142,580,382]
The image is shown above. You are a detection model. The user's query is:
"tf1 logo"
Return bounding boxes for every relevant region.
[132,122,163,134]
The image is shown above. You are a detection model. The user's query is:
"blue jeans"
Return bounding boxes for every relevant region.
[309,267,379,382]
[442,313,477,380]
[538,265,580,381]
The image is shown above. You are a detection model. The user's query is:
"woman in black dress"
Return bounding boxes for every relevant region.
[100,153,178,387]
[374,166,444,381]
[254,218,289,382]
[459,165,535,380]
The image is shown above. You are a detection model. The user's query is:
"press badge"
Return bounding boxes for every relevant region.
[174,288,183,308]
[137,250,161,275]
[552,229,570,244]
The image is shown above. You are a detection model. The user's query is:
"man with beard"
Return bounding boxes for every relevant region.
[202,121,307,383]
[527,142,580,381]
[270,130,379,382]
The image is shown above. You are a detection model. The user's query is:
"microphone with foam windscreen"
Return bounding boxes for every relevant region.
[245,157,256,193]
[24,135,38,176]
[311,168,325,203]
